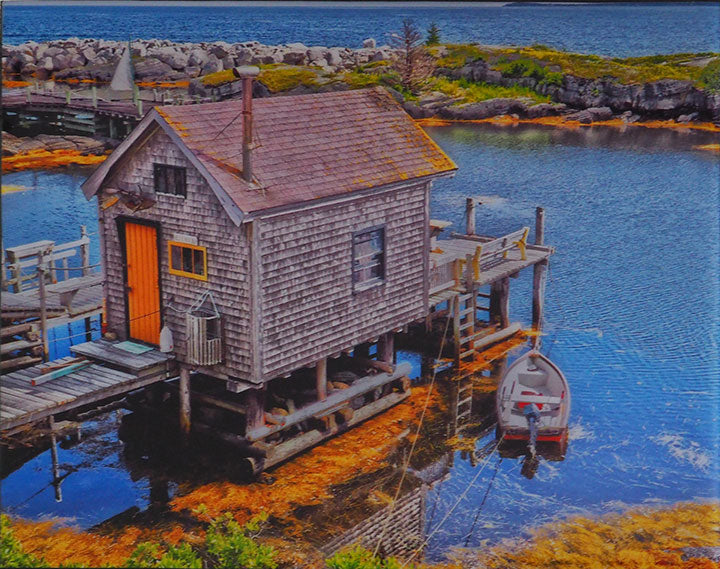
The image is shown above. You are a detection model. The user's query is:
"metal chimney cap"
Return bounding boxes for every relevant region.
[233,66,261,78]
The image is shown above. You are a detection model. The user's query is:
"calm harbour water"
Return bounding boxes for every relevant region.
[3,1,720,56]
[2,122,718,560]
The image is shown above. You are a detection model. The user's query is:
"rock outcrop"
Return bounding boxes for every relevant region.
[2,131,114,157]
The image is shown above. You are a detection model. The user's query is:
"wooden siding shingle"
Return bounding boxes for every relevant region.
[257,182,429,379]
[100,129,253,380]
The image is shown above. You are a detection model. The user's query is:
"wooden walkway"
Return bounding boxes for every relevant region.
[1,342,176,434]
[1,277,103,321]
[2,91,151,119]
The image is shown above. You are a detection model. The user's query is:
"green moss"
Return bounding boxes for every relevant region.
[435,43,486,69]
[430,76,550,104]
[200,69,236,86]
[257,67,319,92]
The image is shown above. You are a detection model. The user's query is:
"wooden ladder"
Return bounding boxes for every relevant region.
[453,376,474,432]
[453,289,492,366]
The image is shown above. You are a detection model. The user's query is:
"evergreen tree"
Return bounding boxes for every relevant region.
[426,22,441,46]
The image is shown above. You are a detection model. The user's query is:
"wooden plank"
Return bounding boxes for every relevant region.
[472,323,522,351]
[0,323,33,338]
[1,370,169,432]
[0,381,68,407]
[31,362,93,386]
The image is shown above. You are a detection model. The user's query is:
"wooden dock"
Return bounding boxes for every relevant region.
[1,342,176,435]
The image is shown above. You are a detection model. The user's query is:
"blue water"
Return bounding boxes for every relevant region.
[3,2,720,56]
[1,124,718,559]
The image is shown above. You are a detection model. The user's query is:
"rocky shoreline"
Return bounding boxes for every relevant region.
[3,38,720,125]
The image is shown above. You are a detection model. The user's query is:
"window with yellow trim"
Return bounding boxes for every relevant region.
[168,242,207,281]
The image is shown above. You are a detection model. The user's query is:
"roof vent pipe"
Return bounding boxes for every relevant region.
[232,66,260,183]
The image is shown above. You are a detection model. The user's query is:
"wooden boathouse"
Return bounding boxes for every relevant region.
[3,69,552,473]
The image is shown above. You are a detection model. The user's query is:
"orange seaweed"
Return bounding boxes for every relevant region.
[2,149,109,173]
[3,79,31,88]
[417,115,720,133]
[170,384,443,533]
[468,501,720,569]
[694,143,720,153]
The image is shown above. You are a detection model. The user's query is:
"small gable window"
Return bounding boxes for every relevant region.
[169,241,207,281]
[353,226,385,291]
[154,164,187,197]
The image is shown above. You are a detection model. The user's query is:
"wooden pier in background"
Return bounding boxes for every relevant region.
[1,228,104,372]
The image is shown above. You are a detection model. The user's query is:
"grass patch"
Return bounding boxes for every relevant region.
[257,66,319,92]
[343,70,382,89]
[698,58,720,92]
[491,45,719,84]
[430,76,550,104]
[435,43,485,69]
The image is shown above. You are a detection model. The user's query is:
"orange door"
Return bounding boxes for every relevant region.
[124,221,161,344]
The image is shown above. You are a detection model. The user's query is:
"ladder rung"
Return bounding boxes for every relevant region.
[458,397,473,407]
[459,308,474,316]
[459,349,476,359]
[477,306,490,312]
[477,292,491,299]
[459,322,474,331]
[457,409,471,418]
[458,294,472,302]
[459,336,473,345]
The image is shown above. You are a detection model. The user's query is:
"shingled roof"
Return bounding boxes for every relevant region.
[83,87,456,223]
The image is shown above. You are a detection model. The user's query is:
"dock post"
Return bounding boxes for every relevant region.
[316,357,328,401]
[80,225,90,276]
[489,277,510,329]
[65,89,71,105]
[377,332,395,365]
[179,367,191,436]
[532,207,548,345]
[26,86,32,103]
[465,197,476,235]
[37,249,50,362]
[245,387,266,433]
[92,85,98,109]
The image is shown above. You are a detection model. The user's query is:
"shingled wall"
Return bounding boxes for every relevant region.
[257,182,430,380]
[99,129,253,380]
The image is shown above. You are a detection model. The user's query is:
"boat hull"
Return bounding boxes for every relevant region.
[495,351,570,440]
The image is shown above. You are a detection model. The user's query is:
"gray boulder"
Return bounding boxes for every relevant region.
[363,38,376,49]
[200,55,223,76]
[134,58,175,81]
[438,98,529,120]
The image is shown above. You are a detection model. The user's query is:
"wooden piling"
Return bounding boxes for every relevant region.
[489,277,510,329]
[465,197,476,235]
[179,367,191,436]
[532,207,547,344]
[92,86,98,109]
[245,387,266,433]
[377,332,395,365]
[80,225,90,276]
[316,357,328,401]
[37,250,49,362]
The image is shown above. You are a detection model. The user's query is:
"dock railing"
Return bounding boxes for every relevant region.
[428,226,531,296]
[2,226,92,292]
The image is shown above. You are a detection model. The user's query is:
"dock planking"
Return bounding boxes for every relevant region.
[70,339,174,374]
[0,349,175,433]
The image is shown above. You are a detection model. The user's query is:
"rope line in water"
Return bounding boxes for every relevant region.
[401,433,506,567]
[371,314,452,558]
[463,455,503,547]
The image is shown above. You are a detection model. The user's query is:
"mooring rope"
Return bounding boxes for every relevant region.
[401,433,506,567]
[371,312,452,557]
[463,455,503,547]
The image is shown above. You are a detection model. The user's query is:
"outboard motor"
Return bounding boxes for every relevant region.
[523,403,541,457]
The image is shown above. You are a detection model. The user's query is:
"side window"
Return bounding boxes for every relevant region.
[154,164,187,197]
[352,226,385,290]
[168,241,207,281]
